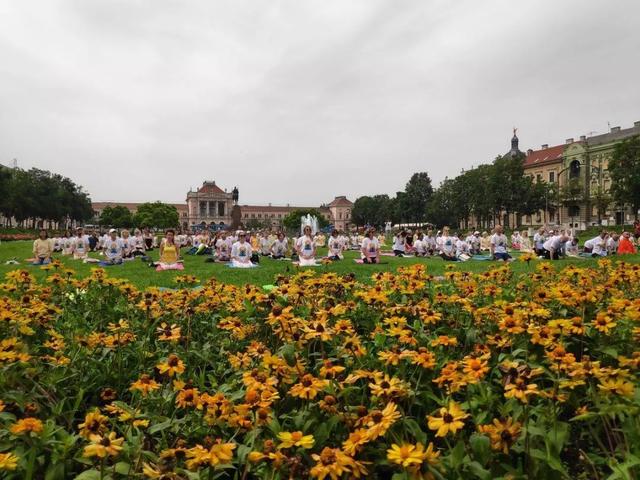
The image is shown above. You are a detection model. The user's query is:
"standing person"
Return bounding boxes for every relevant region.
[155,229,184,270]
[327,230,343,260]
[439,226,457,261]
[103,229,124,265]
[296,225,317,266]
[618,231,637,254]
[32,229,53,265]
[543,232,569,260]
[71,227,90,260]
[230,231,255,268]
[490,226,511,261]
[271,232,289,259]
[361,228,381,264]
[392,231,406,257]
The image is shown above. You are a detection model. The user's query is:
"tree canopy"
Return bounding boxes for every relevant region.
[132,202,180,229]
[608,135,640,219]
[99,206,134,228]
[0,165,93,228]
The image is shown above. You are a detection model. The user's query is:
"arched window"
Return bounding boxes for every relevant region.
[569,160,581,179]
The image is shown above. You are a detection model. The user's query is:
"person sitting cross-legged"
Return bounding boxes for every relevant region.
[155,229,184,270]
[32,229,53,265]
[361,228,381,264]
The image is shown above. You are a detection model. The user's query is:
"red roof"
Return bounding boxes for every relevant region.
[197,181,226,195]
[523,144,565,168]
[328,196,353,207]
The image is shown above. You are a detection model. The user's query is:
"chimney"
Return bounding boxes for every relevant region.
[565,138,574,144]
[611,126,621,133]
[541,144,548,149]
[580,135,586,141]
[527,149,533,156]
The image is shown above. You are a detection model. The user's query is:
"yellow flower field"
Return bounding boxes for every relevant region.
[0,260,639,479]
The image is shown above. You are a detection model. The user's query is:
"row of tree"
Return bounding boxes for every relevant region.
[98,202,179,229]
[352,155,556,229]
[0,165,93,228]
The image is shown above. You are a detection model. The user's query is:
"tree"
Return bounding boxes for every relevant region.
[608,135,640,220]
[133,202,179,229]
[282,209,329,233]
[351,195,392,227]
[396,172,434,223]
[100,206,133,228]
[245,218,272,230]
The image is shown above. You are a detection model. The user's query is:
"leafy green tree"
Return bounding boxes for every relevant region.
[100,206,133,228]
[608,135,640,220]
[282,209,329,232]
[395,172,434,223]
[351,194,392,227]
[133,202,179,229]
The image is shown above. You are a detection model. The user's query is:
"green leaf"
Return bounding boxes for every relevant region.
[449,440,466,468]
[73,470,101,480]
[402,418,427,445]
[469,433,491,466]
[113,462,131,475]
[467,460,492,480]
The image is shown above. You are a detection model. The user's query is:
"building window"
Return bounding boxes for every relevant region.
[536,210,542,223]
[569,160,581,179]
[549,171,555,183]
[536,174,542,183]
[568,205,580,218]
[199,202,207,217]
[258,214,262,218]
[244,214,248,218]
[251,214,255,219]
[218,202,225,216]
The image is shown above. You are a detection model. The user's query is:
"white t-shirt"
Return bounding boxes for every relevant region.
[296,235,316,258]
[533,233,545,250]
[231,241,252,261]
[72,236,89,255]
[103,238,124,260]
[588,236,607,256]
[361,237,380,257]
[543,235,563,252]
[456,239,469,256]
[392,235,405,252]
[606,237,618,253]
[216,238,233,256]
[440,236,456,256]
[413,238,425,254]
[328,236,342,256]
[490,233,508,254]
[271,238,288,256]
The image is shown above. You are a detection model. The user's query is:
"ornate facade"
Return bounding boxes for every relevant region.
[185,181,235,227]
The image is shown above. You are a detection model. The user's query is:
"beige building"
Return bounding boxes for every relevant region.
[328,196,354,231]
[185,181,234,227]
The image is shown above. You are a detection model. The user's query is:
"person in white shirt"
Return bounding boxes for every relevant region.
[392,231,407,257]
[565,237,579,257]
[103,229,124,265]
[71,227,90,260]
[439,226,457,261]
[424,230,436,256]
[296,226,317,266]
[543,233,569,260]
[230,231,255,268]
[520,231,534,253]
[131,229,146,256]
[361,228,381,264]
[490,226,511,261]
[606,233,619,255]
[585,231,608,257]
[465,231,480,255]
[215,231,233,262]
[271,232,288,259]
[456,236,470,257]
[259,233,272,256]
[511,231,523,250]
[61,232,73,255]
[533,227,546,256]
[413,233,427,257]
[327,230,343,260]
[120,230,134,259]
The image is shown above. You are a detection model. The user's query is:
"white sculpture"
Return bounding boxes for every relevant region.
[300,214,319,235]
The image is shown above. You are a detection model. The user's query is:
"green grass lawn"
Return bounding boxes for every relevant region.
[2,240,639,288]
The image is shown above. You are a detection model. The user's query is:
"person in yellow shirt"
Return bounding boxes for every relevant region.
[32,229,53,265]
[155,229,184,271]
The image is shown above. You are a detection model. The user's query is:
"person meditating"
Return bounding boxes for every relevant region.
[71,227,90,260]
[271,232,288,259]
[32,229,53,265]
[327,230,343,260]
[103,229,124,265]
[361,228,381,264]
[230,230,256,268]
[296,225,317,266]
[215,231,232,262]
[155,229,184,271]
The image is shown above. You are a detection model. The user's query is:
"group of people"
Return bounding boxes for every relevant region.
[28,222,640,268]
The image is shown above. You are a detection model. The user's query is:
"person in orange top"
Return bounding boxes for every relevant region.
[617,231,637,254]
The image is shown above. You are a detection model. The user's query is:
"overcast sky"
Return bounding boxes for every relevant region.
[1,1,639,206]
